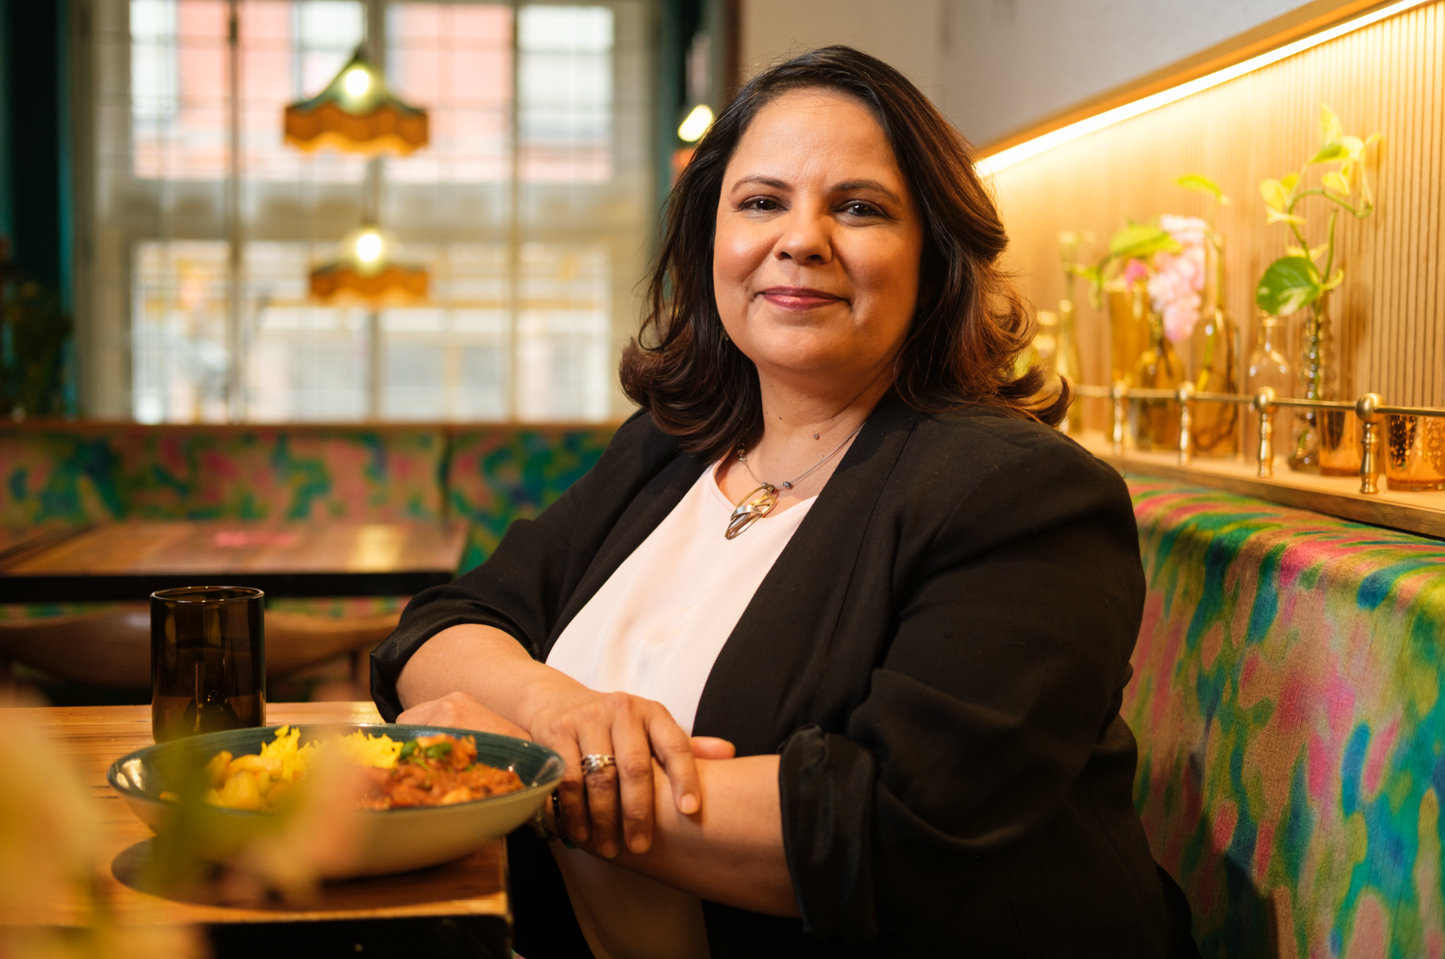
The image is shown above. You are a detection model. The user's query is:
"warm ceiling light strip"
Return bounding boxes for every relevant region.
[976,0,1431,176]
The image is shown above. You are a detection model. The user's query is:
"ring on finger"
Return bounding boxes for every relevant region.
[581,753,616,776]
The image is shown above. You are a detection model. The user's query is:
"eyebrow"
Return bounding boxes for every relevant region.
[731,175,903,205]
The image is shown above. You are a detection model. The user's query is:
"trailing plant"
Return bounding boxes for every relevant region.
[1254,105,1380,317]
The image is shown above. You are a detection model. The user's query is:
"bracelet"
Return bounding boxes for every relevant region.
[552,790,575,848]
[531,802,558,843]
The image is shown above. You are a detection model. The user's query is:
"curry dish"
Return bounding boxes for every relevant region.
[168,726,525,812]
[358,733,525,809]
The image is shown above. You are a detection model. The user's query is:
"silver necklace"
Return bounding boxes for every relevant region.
[724,423,864,539]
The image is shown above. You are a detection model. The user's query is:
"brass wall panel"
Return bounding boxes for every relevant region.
[990,1,1445,418]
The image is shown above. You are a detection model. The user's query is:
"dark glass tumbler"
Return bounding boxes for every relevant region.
[151,586,266,742]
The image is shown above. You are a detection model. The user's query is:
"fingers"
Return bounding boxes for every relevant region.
[609,705,657,854]
[575,722,619,856]
[529,690,700,855]
[689,736,736,760]
[649,711,703,816]
[552,735,590,846]
[396,691,530,740]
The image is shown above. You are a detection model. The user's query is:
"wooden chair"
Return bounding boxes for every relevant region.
[0,603,401,692]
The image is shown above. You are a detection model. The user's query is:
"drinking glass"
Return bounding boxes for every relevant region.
[151,586,266,742]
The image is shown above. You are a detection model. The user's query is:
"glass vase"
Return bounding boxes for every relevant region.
[1056,298,1084,435]
[1133,310,1184,452]
[1245,312,1292,464]
[1287,295,1336,472]
[1189,237,1238,457]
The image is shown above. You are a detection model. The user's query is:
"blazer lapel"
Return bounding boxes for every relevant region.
[693,393,921,755]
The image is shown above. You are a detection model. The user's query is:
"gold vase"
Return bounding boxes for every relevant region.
[1056,298,1084,435]
[1107,281,1150,389]
[1385,415,1445,491]
[1133,310,1184,452]
[1189,237,1238,457]
[1319,410,1362,476]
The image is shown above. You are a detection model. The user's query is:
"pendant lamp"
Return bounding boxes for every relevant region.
[309,227,428,306]
[284,52,429,156]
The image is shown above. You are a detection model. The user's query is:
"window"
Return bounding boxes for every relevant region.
[88,0,653,422]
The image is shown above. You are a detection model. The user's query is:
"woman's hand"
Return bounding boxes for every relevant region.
[528,688,701,859]
[397,690,530,740]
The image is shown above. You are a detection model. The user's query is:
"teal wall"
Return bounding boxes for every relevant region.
[1,0,69,292]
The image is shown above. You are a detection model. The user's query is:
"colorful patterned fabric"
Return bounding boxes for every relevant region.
[1123,475,1445,959]
[0,596,407,622]
[445,426,614,572]
[0,426,447,523]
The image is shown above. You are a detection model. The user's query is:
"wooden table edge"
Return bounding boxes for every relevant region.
[11,702,511,929]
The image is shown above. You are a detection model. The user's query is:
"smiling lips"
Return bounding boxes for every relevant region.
[759,286,844,311]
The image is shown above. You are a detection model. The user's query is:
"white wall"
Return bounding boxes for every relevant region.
[741,0,945,103]
[740,0,1316,146]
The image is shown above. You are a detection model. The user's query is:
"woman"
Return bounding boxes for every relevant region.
[374,46,1192,958]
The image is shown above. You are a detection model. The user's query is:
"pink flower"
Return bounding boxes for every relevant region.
[1159,214,1208,248]
[1122,258,1150,286]
[1148,216,1210,342]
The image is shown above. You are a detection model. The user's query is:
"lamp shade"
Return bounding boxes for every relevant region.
[309,228,429,306]
[284,53,429,156]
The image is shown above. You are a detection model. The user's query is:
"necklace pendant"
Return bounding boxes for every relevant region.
[725,484,778,539]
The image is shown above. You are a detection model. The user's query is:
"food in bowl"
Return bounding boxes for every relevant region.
[162,725,525,813]
[109,723,565,877]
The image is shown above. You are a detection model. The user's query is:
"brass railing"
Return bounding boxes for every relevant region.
[1072,384,1445,495]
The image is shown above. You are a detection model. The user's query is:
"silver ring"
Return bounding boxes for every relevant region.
[580,753,616,776]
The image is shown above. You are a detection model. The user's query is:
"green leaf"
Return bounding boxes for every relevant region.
[1266,208,1307,225]
[1309,141,1351,164]
[1285,245,1308,259]
[1310,242,1330,262]
[1322,170,1350,195]
[1321,104,1344,145]
[1108,223,1180,260]
[1255,256,1323,315]
[1321,268,1345,292]
[1339,135,1365,158]
[1176,173,1224,199]
[1260,179,1287,210]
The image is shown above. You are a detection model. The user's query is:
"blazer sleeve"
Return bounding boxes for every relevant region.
[369,460,596,722]
[777,441,1145,941]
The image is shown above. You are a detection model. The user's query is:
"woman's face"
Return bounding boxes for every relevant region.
[713,88,925,392]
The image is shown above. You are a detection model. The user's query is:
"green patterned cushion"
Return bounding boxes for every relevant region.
[1124,475,1445,959]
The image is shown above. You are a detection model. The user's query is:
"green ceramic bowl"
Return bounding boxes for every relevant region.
[107,723,564,878]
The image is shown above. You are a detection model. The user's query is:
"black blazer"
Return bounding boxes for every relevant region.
[372,393,1170,957]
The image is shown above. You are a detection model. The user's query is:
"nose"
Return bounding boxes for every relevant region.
[775,208,833,265]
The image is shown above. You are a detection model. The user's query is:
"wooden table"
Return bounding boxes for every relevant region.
[0,520,469,602]
[5,701,511,958]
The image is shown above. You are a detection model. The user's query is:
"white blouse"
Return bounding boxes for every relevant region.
[543,463,814,959]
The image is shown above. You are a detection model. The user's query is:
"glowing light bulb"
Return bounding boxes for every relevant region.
[343,67,372,99]
[355,230,383,264]
[677,104,714,143]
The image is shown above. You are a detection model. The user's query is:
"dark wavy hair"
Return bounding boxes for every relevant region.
[620,45,1067,462]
